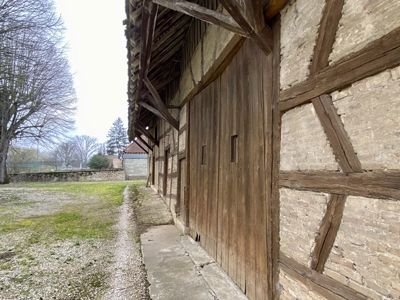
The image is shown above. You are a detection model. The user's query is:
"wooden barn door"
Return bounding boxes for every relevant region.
[189,39,273,299]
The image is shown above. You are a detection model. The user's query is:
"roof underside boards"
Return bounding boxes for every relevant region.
[125,0,288,142]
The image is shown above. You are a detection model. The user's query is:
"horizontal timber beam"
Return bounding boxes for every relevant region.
[279,171,400,201]
[280,253,368,300]
[144,77,180,130]
[152,0,249,37]
[280,27,400,111]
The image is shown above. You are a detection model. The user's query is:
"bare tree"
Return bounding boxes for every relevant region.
[0,0,76,183]
[72,135,98,169]
[54,141,76,168]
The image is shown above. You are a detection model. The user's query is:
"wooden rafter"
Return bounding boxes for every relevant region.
[135,134,152,151]
[312,95,362,173]
[220,0,273,55]
[144,77,180,130]
[133,139,149,154]
[138,100,165,120]
[280,171,400,201]
[136,122,159,146]
[310,194,346,272]
[152,0,249,37]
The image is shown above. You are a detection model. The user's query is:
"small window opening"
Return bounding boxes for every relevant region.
[201,145,206,165]
[231,135,238,163]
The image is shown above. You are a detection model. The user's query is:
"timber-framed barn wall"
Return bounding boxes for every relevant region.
[126,0,400,299]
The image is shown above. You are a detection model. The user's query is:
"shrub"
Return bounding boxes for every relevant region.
[88,155,110,170]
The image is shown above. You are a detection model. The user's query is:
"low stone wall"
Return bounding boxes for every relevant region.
[10,169,125,183]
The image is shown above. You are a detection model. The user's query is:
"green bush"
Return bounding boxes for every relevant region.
[88,154,110,170]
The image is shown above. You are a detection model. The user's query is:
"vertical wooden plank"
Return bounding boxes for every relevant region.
[221,59,231,274]
[236,40,247,292]
[262,31,275,300]
[270,17,282,300]
[254,40,270,300]
[228,54,238,284]
[218,61,228,269]
[241,41,256,300]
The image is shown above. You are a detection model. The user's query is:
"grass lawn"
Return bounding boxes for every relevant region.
[0,180,144,299]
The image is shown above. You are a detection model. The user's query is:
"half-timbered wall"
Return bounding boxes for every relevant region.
[146,0,400,299]
[278,0,400,299]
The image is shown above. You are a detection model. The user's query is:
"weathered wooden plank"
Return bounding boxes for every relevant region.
[236,49,246,292]
[310,194,346,272]
[280,253,368,300]
[152,0,249,36]
[246,0,265,33]
[144,77,180,130]
[280,171,400,201]
[280,27,400,111]
[309,0,344,74]
[269,17,282,300]
[228,53,238,285]
[312,95,362,173]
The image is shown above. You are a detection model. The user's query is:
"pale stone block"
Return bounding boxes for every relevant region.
[280,104,339,171]
[280,188,329,267]
[331,66,400,170]
[330,0,400,63]
[280,0,325,89]
[324,196,400,299]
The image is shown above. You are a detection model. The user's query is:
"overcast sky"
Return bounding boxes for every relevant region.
[54,0,128,143]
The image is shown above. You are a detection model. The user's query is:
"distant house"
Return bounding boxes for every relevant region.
[105,155,123,169]
[123,142,148,179]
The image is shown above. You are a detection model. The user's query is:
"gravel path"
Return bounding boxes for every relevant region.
[103,186,149,300]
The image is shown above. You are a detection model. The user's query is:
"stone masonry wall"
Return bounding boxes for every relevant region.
[10,169,125,183]
[280,104,339,171]
[330,0,400,63]
[280,0,325,90]
[123,158,148,178]
[324,196,400,299]
[278,0,400,298]
[280,188,329,266]
[331,65,400,170]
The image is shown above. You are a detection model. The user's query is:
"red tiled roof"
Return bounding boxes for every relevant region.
[124,142,146,154]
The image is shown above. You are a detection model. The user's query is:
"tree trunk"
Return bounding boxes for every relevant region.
[0,137,10,184]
